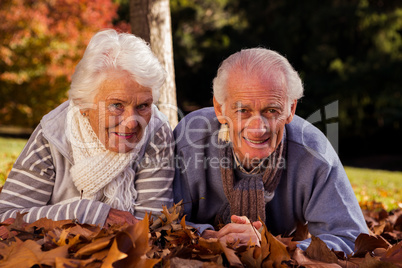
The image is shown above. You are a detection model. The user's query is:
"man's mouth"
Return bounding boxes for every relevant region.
[243,137,269,145]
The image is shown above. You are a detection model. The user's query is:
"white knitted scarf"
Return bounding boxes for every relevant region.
[66,101,151,214]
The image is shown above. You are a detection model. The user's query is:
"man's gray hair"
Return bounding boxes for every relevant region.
[68,29,166,106]
[213,48,304,110]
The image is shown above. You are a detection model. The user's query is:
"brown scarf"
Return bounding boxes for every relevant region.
[216,127,287,226]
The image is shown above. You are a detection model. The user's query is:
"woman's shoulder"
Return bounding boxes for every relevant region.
[39,101,72,161]
[143,105,174,148]
[41,101,70,127]
[149,104,171,130]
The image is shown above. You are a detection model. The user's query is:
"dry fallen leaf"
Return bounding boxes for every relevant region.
[55,256,96,268]
[74,235,114,257]
[353,233,391,257]
[26,217,73,232]
[358,252,393,268]
[168,256,224,268]
[101,238,128,268]
[0,237,68,268]
[237,220,290,268]
[305,235,339,264]
[293,248,341,267]
[219,239,243,268]
[197,237,224,257]
[149,200,182,232]
[264,227,291,267]
[380,240,402,265]
[66,223,103,240]
[113,214,161,268]
[276,236,299,252]
[0,201,401,267]
[0,212,28,239]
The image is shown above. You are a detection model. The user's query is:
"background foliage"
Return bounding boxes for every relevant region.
[0,0,401,169]
[0,0,127,127]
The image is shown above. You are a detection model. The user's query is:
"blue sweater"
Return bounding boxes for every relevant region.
[173,107,368,254]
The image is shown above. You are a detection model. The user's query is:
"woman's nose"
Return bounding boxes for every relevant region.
[120,109,139,129]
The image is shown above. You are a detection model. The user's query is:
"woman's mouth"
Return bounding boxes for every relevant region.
[113,132,136,139]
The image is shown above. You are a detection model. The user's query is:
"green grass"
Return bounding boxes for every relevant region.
[0,136,401,211]
[345,166,402,211]
[0,136,27,184]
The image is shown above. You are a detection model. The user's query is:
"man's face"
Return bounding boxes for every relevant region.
[214,69,296,169]
[86,72,153,153]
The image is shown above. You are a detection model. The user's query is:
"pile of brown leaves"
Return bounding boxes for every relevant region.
[0,201,401,268]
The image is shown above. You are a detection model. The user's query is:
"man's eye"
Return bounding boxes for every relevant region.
[265,109,279,115]
[237,109,247,113]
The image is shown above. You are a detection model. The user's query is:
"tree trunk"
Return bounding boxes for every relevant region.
[130,0,178,127]
[129,0,150,43]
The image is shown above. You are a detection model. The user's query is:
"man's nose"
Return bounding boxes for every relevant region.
[246,115,268,137]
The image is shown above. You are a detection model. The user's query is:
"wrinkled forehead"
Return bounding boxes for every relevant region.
[226,67,287,95]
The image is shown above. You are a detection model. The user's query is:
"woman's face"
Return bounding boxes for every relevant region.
[86,73,153,153]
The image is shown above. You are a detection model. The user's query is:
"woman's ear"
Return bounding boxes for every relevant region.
[213,97,227,124]
[79,109,89,117]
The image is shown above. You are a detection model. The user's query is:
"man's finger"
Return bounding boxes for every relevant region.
[231,215,250,224]
[252,221,262,230]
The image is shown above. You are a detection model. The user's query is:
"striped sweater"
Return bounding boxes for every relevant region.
[0,101,174,226]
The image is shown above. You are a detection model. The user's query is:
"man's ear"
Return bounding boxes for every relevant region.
[213,97,227,124]
[286,99,298,124]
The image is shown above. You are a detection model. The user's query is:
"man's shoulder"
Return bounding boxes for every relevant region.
[178,107,217,123]
[174,107,220,150]
[287,115,327,144]
[287,115,339,165]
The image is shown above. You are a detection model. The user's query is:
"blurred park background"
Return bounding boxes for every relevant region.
[0,0,401,209]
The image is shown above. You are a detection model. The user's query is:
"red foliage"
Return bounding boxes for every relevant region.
[0,0,125,126]
[0,0,118,80]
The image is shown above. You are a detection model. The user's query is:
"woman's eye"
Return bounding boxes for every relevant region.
[137,103,149,111]
[109,103,124,112]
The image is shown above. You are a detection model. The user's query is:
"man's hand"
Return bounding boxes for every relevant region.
[201,215,262,246]
[231,215,263,230]
[104,208,139,227]
[216,222,262,246]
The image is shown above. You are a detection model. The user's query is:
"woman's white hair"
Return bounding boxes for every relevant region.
[69,29,166,106]
[213,48,304,112]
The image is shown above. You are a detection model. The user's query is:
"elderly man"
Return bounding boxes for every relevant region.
[173,48,368,254]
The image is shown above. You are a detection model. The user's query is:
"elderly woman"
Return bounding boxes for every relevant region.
[0,29,174,227]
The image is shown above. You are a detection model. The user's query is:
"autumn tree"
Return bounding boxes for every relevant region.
[0,0,123,128]
[130,0,179,127]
